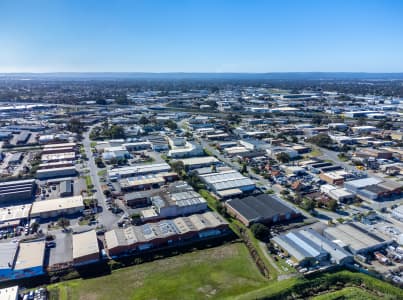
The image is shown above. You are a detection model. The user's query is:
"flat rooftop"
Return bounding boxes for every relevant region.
[30,195,84,215]
[0,204,31,223]
[72,230,99,259]
[226,194,297,223]
[14,241,45,270]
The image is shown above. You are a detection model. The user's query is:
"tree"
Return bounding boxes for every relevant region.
[250,223,271,241]
[139,116,149,125]
[307,133,333,148]
[57,217,70,229]
[108,125,125,139]
[67,118,84,134]
[301,198,315,212]
[171,161,185,175]
[241,163,248,174]
[276,152,290,163]
[165,120,178,130]
[327,199,338,212]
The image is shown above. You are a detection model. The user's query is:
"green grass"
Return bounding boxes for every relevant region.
[312,287,380,300]
[97,169,107,176]
[84,175,92,187]
[90,141,97,148]
[47,243,267,300]
[308,148,323,157]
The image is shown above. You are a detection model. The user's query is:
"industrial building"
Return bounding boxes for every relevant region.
[108,163,171,181]
[119,172,178,192]
[30,195,84,219]
[167,141,204,158]
[36,166,77,179]
[324,222,393,254]
[178,156,220,170]
[0,204,31,229]
[16,131,31,145]
[272,228,353,267]
[104,211,229,257]
[320,184,355,202]
[0,285,18,300]
[225,194,300,227]
[0,179,35,203]
[41,152,76,163]
[392,205,403,222]
[72,230,100,266]
[344,177,402,201]
[199,169,255,197]
[142,190,208,220]
[123,191,153,207]
[59,180,73,197]
[123,142,152,151]
[12,241,46,279]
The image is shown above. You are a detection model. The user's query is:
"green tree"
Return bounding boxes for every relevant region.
[301,198,316,211]
[250,223,271,241]
[67,118,84,134]
[108,125,125,139]
[327,199,338,212]
[165,120,178,130]
[307,133,333,148]
[57,217,70,229]
[276,152,290,163]
[171,161,185,175]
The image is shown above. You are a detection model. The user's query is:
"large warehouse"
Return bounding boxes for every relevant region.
[272,228,353,267]
[0,179,36,203]
[30,195,84,219]
[104,211,229,257]
[225,194,300,227]
[324,222,393,254]
[199,169,255,197]
[108,163,171,181]
[344,177,402,201]
[36,166,77,179]
[72,230,100,266]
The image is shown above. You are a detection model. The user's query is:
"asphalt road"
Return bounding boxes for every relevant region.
[82,125,120,229]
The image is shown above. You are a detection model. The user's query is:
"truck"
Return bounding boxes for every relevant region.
[374,251,390,265]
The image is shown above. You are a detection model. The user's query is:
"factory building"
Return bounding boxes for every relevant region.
[0,179,35,203]
[119,172,178,192]
[178,156,220,170]
[104,211,229,258]
[324,222,393,254]
[0,204,31,230]
[60,180,73,197]
[72,230,100,266]
[142,190,208,221]
[320,184,355,202]
[272,228,353,267]
[108,163,171,181]
[0,241,45,281]
[344,177,402,201]
[30,195,84,219]
[199,169,255,197]
[225,194,300,227]
[36,166,77,179]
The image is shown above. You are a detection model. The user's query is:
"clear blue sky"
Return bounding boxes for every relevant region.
[1,0,402,72]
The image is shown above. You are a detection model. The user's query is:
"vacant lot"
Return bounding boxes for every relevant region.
[48,242,267,300]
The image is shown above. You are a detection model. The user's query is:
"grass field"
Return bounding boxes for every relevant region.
[48,243,267,300]
[312,287,380,300]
